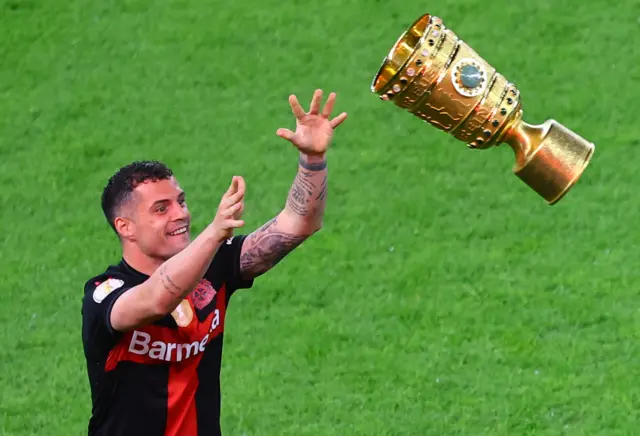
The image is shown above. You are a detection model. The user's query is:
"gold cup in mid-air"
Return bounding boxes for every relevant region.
[371,13,595,205]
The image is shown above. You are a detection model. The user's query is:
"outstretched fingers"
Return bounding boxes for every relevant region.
[282,90,346,141]
[308,89,323,115]
[330,112,348,128]
[321,92,336,118]
[288,94,306,120]
[276,128,296,142]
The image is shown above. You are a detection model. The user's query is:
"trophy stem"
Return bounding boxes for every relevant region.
[501,111,595,205]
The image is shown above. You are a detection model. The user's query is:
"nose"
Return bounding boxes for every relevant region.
[172,202,189,222]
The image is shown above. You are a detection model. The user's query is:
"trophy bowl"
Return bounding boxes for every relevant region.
[371,13,595,205]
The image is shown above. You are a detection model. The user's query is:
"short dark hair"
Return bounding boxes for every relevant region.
[101,160,174,233]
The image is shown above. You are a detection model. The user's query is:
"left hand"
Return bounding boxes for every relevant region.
[276,89,348,156]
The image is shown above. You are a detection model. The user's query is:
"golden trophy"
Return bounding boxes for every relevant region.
[371,13,595,205]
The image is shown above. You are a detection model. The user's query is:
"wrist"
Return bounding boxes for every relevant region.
[299,151,326,162]
[202,223,228,245]
[299,153,327,171]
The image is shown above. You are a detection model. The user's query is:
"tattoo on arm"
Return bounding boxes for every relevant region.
[285,157,328,218]
[239,217,306,279]
[240,157,327,279]
[158,265,184,297]
[316,175,328,201]
[286,170,315,216]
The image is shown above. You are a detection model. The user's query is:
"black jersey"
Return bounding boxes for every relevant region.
[81,235,253,436]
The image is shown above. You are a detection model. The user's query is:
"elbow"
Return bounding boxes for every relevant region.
[302,219,323,236]
[287,223,322,241]
[312,220,323,234]
[152,302,170,319]
[145,274,192,318]
[282,209,323,236]
[308,213,324,234]
[150,292,178,319]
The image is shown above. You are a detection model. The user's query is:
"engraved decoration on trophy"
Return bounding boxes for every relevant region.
[371,14,595,205]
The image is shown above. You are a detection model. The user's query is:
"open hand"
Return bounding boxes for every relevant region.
[276,89,348,156]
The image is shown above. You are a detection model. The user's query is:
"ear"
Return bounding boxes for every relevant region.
[114,216,136,241]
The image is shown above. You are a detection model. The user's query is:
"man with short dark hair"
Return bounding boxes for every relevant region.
[81,90,347,436]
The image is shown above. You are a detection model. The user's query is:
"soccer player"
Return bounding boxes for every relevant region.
[81,89,347,436]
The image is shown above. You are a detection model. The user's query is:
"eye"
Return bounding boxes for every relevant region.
[156,205,168,213]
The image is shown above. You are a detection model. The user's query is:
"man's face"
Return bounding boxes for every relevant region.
[118,177,192,260]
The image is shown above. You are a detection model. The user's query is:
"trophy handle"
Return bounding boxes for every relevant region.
[501,110,595,205]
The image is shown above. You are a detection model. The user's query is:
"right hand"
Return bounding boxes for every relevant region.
[210,176,246,243]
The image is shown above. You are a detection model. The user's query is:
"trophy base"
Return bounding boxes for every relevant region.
[504,118,595,205]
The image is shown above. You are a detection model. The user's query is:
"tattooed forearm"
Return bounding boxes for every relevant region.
[239,156,328,279]
[158,264,185,297]
[239,217,306,279]
[316,175,328,201]
[285,156,328,218]
[286,170,315,216]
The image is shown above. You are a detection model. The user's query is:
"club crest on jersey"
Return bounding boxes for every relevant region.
[93,278,125,303]
[190,278,217,310]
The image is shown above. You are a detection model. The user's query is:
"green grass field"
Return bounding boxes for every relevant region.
[2,0,640,434]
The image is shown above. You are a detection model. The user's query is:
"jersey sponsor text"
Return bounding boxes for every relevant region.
[128,309,220,362]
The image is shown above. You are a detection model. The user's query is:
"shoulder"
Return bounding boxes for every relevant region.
[207,235,254,293]
[82,260,149,351]
[81,261,142,334]
[220,235,247,253]
[210,235,247,266]
[82,262,133,306]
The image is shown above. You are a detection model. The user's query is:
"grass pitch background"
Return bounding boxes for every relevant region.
[1,0,639,434]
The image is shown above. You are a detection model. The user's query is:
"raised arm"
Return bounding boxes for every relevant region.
[239,89,348,280]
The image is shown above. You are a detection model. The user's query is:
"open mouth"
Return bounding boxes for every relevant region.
[168,226,188,237]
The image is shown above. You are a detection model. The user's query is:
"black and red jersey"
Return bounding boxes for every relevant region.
[81,235,253,436]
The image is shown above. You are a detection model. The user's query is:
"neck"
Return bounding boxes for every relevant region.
[121,244,165,277]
